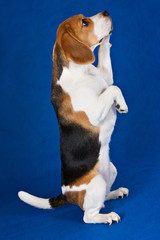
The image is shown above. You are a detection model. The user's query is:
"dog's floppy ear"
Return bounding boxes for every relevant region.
[61,31,95,65]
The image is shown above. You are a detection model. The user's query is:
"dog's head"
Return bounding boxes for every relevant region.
[54,11,112,65]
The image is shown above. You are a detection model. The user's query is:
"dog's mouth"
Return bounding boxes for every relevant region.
[99,27,113,44]
[99,38,104,43]
[99,32,113,43]
[109,29,113,35]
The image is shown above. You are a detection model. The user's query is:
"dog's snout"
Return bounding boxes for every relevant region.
[102,10,109,17]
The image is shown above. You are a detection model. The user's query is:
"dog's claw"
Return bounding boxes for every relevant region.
[105,212,121,225]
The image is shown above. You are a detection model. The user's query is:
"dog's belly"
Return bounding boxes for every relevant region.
[98,106,117,178]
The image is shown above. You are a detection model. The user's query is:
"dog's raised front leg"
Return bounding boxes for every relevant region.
[97,36,113,85]
[87,86,128,126]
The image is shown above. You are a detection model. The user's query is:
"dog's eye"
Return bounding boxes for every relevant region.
[82,19,88,27]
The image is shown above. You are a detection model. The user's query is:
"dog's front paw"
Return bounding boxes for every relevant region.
[115,96,128,114]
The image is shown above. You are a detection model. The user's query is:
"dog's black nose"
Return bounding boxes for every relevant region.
[102,10,109,17]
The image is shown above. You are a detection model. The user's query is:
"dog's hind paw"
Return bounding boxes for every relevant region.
[106,187,129,200]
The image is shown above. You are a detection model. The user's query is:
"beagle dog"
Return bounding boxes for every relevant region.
[18,11,129,225]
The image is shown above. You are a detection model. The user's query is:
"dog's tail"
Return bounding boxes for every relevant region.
[18,191,69,209]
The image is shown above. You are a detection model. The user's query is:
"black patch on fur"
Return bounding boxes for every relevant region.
[51,84,63,115]
[49,194,68,208]
[52,43,66,88]
[59,121,100,186]
[54,44,64,80]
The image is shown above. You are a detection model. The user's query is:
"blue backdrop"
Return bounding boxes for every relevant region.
[0,0,160,239]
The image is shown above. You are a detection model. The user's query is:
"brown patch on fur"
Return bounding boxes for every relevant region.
[65,190,86,210]
[70,161,100,187]
[53,14,98,65]
[65,162,100,210]
[61,32,95,65]
[49,194,69,208]
[58,92,99,134]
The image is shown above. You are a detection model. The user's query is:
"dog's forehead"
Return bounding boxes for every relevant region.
[60,14,92,28]
[66,14,86,22]
[56,14,95,42]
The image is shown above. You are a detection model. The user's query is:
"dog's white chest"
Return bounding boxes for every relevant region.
[58,65,107,112]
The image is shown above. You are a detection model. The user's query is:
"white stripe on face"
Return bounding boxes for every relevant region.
[90,13,112,41]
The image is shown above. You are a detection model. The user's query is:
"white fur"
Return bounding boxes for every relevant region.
[62,184,87,194]
[58,13,129,224]
[18,191,51,209]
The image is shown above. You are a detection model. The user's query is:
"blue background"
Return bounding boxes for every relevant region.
[0,0,160,239]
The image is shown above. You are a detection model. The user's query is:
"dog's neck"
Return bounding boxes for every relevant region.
[68,61,91,73]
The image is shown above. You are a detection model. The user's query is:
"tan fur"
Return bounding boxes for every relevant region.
[59,92,99,134]
[65,190,86,210]
[61,32,95,65]
[70,161,100,187]
[65,162,100,210]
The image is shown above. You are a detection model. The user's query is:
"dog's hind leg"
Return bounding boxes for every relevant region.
[108,162,118,189]
[83,175,120,224]
[106,188,129,200]
[105,162,129,201]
